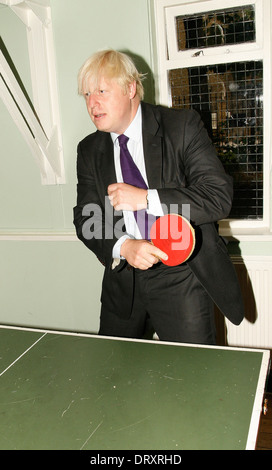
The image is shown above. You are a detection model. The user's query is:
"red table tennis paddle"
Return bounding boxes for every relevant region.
[150,214,195,266]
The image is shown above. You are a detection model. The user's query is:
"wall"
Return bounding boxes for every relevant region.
[0,0,154,333]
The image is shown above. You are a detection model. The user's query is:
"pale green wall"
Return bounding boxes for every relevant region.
[0,240,103,332]
[0,0,271,334]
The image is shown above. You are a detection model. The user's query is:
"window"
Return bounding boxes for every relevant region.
[152,0,271,236]
[176,5,256,51]
[169,61,263,220]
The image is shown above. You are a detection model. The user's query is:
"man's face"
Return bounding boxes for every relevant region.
[85,77,139,134]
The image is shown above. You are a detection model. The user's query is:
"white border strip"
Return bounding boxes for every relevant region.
[0,323,269,353]
[0,332,47,377]
[246,349,271,449]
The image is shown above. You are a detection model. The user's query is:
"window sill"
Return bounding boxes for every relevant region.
[219,220,272,241]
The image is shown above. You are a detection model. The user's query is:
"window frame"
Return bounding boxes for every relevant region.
[150,0,272,238]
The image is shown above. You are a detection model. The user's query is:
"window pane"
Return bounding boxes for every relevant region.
[169,61,263,219]
[176,5,255,51]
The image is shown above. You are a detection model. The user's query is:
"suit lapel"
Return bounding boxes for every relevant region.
[141,102,163,189]
[95,132,117,189]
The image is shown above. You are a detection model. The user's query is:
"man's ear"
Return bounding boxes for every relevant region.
[128,81,137,99]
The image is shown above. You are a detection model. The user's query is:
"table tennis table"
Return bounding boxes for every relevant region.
[0,325,270,450]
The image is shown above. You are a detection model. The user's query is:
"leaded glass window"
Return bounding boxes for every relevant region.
[167,2,265,220]
[176,5,256,51]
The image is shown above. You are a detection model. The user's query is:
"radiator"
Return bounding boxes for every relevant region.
[223,256,272,349]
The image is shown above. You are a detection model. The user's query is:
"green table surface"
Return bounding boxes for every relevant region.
[0,326,269,450]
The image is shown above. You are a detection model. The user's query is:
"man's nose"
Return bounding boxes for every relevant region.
[88,93,99,109]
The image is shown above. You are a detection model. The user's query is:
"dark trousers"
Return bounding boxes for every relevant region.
[99,263,216,345]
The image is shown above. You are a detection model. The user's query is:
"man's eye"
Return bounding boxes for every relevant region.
[85,92,91,97]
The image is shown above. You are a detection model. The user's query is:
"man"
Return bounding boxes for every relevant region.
[73,49,244,344]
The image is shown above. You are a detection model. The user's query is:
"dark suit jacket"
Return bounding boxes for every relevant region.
[73,102,244,326]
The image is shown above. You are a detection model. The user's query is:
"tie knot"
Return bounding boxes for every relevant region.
[118,134,129,147]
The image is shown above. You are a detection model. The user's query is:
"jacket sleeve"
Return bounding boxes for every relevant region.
[73,141,125,270]
[157,110,233,226]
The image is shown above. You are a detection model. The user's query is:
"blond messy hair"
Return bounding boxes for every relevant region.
[77,49,145,100]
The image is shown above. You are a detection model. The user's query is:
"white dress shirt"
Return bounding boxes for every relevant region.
[110,104,164,259]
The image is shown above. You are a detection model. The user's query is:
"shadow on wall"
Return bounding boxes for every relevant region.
[120,49,156,105]
[215,254,257,346]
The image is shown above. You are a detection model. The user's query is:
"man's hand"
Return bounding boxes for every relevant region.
[120,239,168,270]
[108,183,147,211]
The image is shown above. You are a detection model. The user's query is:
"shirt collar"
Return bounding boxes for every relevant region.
[111,104,142,146]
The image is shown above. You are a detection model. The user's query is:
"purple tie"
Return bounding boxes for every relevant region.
[118,134,156,240]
